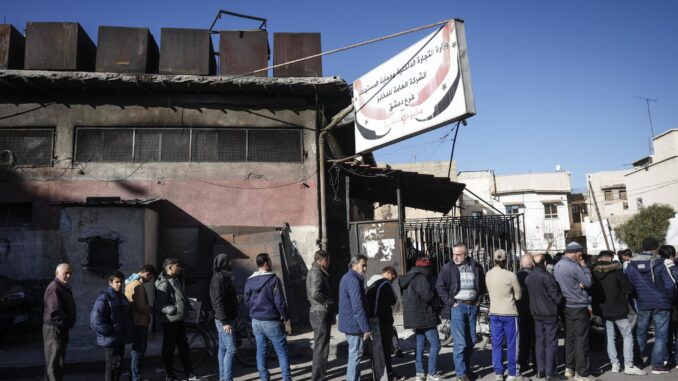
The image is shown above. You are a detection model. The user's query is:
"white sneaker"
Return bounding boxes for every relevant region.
[623,366,646,376]
[564,369,574,378]
[416,374,426,381]
[611,363,620,373]
[496,374,505,381]
[427,374,447,381]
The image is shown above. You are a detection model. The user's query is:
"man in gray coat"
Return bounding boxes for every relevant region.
[306,250,334,381]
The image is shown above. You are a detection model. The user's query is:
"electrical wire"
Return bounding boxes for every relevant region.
[185,170,317,190]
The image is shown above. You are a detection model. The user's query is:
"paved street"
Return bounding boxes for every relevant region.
[6,330,677,381]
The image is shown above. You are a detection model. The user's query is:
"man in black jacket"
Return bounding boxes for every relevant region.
[306,250,334,381]
[210,253,239,381]
[436,242,486,381]
[43,263,76,381]
[517,254,535,374]
[525,254,562,381]
[403,257,444,381]
[367,266,402,381]
[591,251,645,375]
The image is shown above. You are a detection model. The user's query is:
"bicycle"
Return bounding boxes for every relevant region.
[437,296,491,349]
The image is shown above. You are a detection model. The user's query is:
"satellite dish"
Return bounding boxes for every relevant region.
[555,164,562,172]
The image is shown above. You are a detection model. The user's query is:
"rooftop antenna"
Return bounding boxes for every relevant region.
[634,95,657,137]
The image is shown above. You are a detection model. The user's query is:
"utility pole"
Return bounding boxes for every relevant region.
[588,180,611,251]
[634,96,657,138]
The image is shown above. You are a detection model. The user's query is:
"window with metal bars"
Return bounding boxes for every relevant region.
[0,128,54,166]
[0,203,32,227]
[75,128,302,163]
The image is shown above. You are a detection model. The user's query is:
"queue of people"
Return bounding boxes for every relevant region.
[41,237,677,381]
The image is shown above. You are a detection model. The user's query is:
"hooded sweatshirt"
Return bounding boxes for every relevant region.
[209,254,239,325]
[591,261,634,320]
[400,266,440,330]
[244,270,288,321]
[155,271,189,324]
[625,253,676,311]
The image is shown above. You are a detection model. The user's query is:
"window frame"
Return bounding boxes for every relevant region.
[74,127,304,164]
[0,127,55,167]
[544,203,559,219]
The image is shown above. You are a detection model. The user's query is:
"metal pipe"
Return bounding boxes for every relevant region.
[318,104,355,250]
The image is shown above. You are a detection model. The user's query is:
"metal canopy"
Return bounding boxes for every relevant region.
[342,163,465,214]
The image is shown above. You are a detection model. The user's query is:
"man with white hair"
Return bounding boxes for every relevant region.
[43,263,76,381]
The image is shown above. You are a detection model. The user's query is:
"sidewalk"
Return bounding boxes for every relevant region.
[2,327,676,381]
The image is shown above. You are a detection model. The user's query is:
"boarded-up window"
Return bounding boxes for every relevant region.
[0,129,53,166]
[86,237,120,270]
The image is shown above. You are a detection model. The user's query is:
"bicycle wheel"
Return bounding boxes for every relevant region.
[174,325,210,374]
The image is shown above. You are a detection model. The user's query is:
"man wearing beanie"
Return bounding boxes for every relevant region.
[554,242,594,381]
[401,257,446,381]
[485,249,526,381]
[625,237,676,374]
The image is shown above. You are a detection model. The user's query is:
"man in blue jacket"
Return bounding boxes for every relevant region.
[244,253,292,381]
[554,242,594,381]
[625,237,677,374]
[338,254,371,381]
[90,271,133,381]
[436,242,486,381]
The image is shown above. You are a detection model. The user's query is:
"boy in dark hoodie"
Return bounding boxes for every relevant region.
[591,251,645,375]
[210,253,239,381]
[658,245,678,368]
[625,237,676,374]
[244,253,291,381]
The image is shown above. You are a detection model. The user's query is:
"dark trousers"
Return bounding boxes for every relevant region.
[104,345,124,381]
[310,310,332,381]
[43,324,69,381]
[161,321,193,376]
[564,308,590,377]
[519,315,535,371]
[380,324,395,375]
[534,318,559,377]
[130,326,148,381]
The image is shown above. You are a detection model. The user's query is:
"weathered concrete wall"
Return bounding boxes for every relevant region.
[0,229,61,279]
[59,206,155,347]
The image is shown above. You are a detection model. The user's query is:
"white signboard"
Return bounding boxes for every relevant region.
[353,19,475,153]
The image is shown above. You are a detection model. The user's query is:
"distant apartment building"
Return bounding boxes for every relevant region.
[457,171,572,252]
[586,169,631,226]
[625,129,678,214]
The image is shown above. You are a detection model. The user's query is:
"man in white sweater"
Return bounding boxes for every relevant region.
[485,249,526,381]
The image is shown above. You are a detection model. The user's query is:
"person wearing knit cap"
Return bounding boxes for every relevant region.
[554,241,595,381]
[485,249,526,381]
[400,257,447,381]
[625,237,676,374]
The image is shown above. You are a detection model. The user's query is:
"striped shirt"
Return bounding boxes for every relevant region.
[455,263,477,301]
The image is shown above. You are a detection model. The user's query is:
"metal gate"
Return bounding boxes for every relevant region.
[405,214,525,274]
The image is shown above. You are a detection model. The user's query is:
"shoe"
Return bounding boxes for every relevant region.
[651,366,670,374]
[416,373,427,381]
[574,376,598,381]
[611,363,620,373]
[507,377,530,381]
[427,374,447,381]
[623,366,646,376]
[564,369,574,378]
[389,373,406,381]
[496,374,505,381]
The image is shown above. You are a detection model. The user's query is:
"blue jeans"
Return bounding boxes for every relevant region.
[251,319,291,381]
[604,318,633,367]
[346,334,364,381]
[490,315,518,376]
[214,319,236,381]
[415,327,440,375]
[452,303,478,377]
[130,326,148,381]
[636,309,670,368]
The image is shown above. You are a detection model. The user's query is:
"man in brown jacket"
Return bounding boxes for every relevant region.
[43,263,76,381]
[124,264,157,381]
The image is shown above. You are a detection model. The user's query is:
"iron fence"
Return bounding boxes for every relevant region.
[404,214,526,274]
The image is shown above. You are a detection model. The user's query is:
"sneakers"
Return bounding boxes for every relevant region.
[507,376,530,381]
[427,374,448,381]
[564,369,574,378]
[623,366,646,375]
[416,373,427,381]
[651,366,670,374]
[573,376,598,381]
[496,374,505,381]
[610,363,620,373]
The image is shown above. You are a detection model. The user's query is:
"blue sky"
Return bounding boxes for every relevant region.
[3,0,677,189]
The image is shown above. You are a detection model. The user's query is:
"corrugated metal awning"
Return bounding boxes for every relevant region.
[341,163,465,214]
